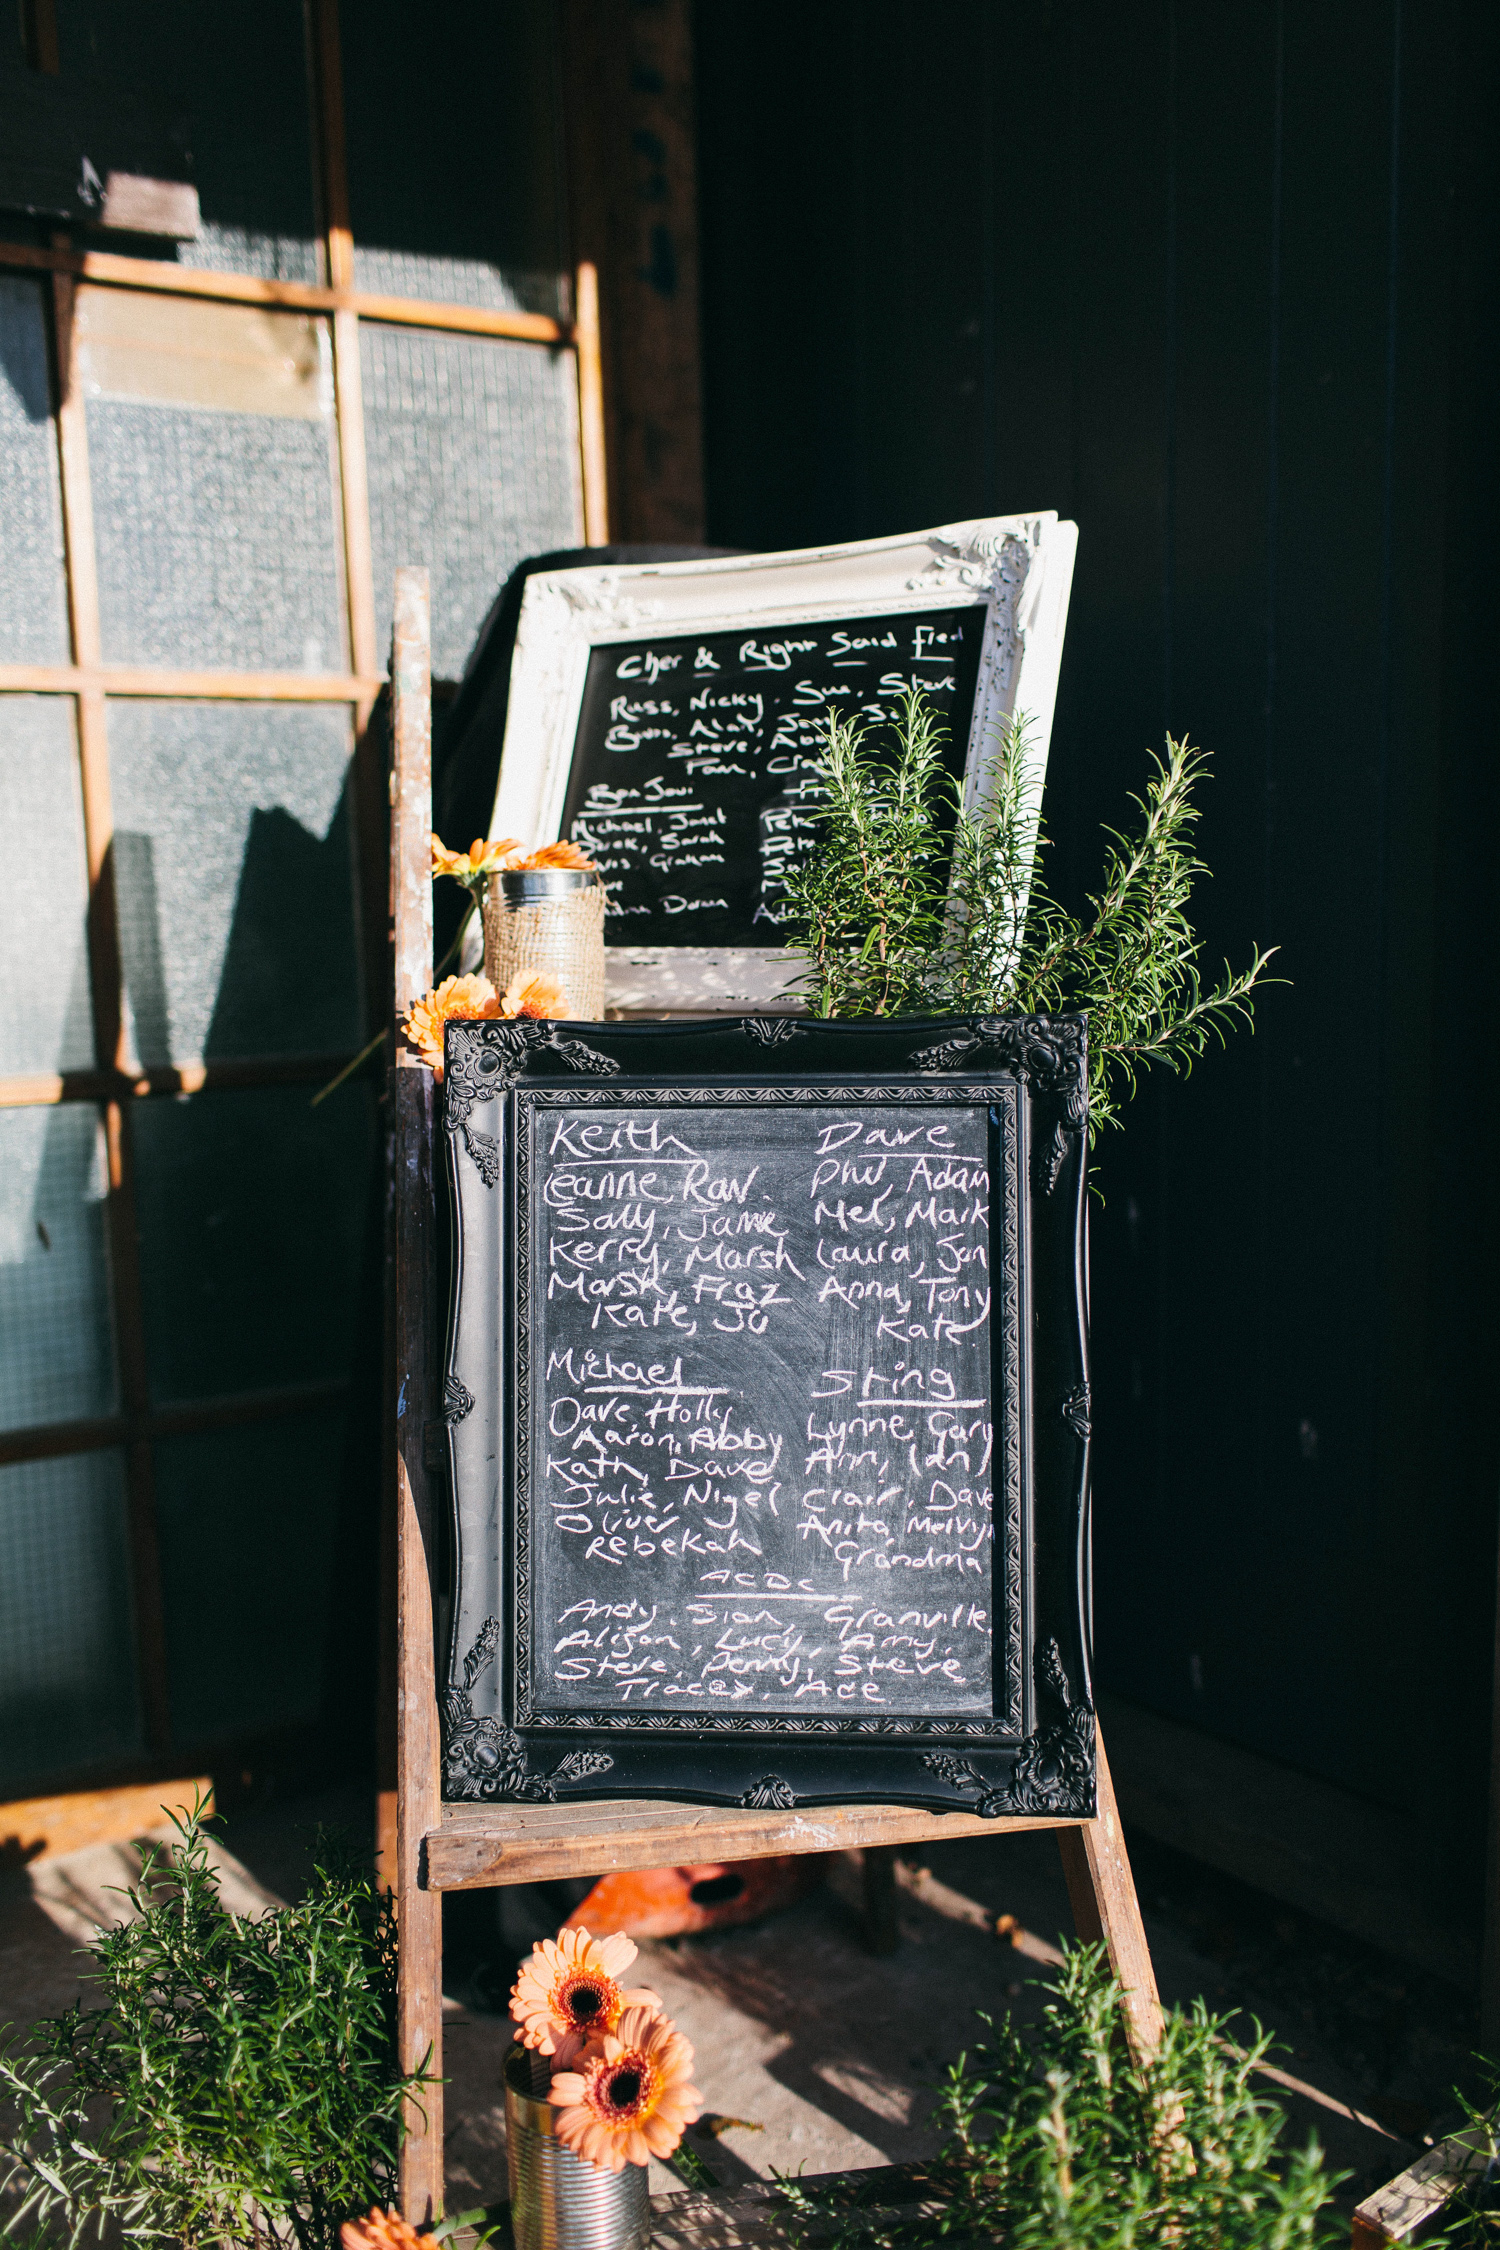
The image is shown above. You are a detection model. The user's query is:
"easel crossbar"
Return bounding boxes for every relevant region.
[427,1798,1074,1891]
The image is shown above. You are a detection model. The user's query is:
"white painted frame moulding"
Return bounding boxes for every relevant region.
[489,512,1078,1011]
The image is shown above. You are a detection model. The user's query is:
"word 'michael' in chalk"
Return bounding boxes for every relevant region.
[558,606,987,950]
[529,1100,997,1720]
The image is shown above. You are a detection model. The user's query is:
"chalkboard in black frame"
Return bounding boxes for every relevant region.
[439,1014,1092,1820]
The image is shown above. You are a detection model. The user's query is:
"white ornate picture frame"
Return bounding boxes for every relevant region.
[489,513,1077,1011]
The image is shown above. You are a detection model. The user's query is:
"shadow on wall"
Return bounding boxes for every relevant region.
[5,762,380,1788]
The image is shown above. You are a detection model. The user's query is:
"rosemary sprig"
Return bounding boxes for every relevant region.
[781,692,1281,1140]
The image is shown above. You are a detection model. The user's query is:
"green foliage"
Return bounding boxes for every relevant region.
[0,1802,432,2250]
[777,1942,1344,2249]
[780,690,1278,1137]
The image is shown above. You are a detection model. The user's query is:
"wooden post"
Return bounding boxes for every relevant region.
[391,568,444,2222]
[1057,1723,1164,2061]
[575,260,610,546]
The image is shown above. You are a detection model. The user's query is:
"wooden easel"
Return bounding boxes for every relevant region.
[384,565,1166,2222]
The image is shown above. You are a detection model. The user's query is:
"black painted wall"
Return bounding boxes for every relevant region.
[695,0,1500,1934]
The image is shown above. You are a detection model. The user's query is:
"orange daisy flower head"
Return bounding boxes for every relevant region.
[430,832,522,895]
[401,972,499,1080]
[510,839,597,873]
[340,2210,424,2250]
[509,1926,661,2056]
[499,971,570,1020]
[549,2004,702,2172]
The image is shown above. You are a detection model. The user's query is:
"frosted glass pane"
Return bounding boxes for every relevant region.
[362,323,583,679]
[132,1082,376,1405]
[0,1450,140,1790]
[0,698,94,1074]
[344,0,566,317]
[106,700,359,1065]
[0,1105,116,1431]
[0,275,69,664]
[84,297,344,672]
[351,248,566,321]
[155,1410,344,1742]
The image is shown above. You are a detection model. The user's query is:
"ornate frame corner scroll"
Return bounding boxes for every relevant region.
[440,1013,1093,1819]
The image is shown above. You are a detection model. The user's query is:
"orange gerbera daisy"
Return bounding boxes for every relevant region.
[549,2004,702,2171]
[510,1927,660,2056]
[499,971,570,1020]
[508,838,597,872]
[401,972,499,1079]
[430,833,521,893]
[340,2210,424,2250]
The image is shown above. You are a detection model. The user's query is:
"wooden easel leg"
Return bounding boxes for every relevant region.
[390,567,445,2222]
[1057,1720,1164,2060]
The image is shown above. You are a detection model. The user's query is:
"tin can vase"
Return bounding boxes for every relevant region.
[483,867,607,1021]
[504,2043,651,2250]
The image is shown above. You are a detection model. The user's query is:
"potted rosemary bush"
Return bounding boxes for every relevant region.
[0,1804,433,2250]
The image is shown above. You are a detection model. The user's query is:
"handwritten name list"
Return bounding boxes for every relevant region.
[558,605,987,950]
[527,1100,998,1719]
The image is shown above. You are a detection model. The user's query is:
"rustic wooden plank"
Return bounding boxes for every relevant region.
[426,1797,1071,1890]
[310,0,355,293]
[0,663,383,698]
[1351,2123,1493,2246]
[0,1054,358,1109]
[50,262,175,1760]
[574,259,610,542]
[0,1777,212,1864]
[390,569,444,2224]
[1056,1723,1164,2060]
[1100,1691,1475,1991]
[0,238,571,344]
[0,1380,351,1468]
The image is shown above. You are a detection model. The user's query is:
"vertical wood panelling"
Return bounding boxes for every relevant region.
[562,0,704,541]
[694,0,1500,1944]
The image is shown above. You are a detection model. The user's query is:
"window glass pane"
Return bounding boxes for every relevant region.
[106,700,359,1067]
[0,274,69,664]
[344,0,566,318]
[53,1,320,283]
[154,1409,345,1743]
[132,1082,376,1406]
[0,1450,140,1790]
[362,324,583,679]
[0,1105,116,1431]
[79,290,345,672]
[0,697,94,1076]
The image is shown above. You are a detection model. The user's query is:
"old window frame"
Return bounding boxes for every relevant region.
[0,0,606,1786]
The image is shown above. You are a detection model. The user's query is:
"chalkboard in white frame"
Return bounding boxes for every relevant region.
[488,515,1077,1011]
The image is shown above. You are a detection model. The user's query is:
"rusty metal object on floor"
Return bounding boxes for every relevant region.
[563,1855,831,1940]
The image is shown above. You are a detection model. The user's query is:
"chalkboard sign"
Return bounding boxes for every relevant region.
[439,1013,1094,1818]
[558,606,986,950]
[490,516,1077,1007]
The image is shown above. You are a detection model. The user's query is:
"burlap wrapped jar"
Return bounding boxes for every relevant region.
[483,867,607,1020]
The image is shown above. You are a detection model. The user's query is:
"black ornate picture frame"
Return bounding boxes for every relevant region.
[439,1014,1093,1820]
